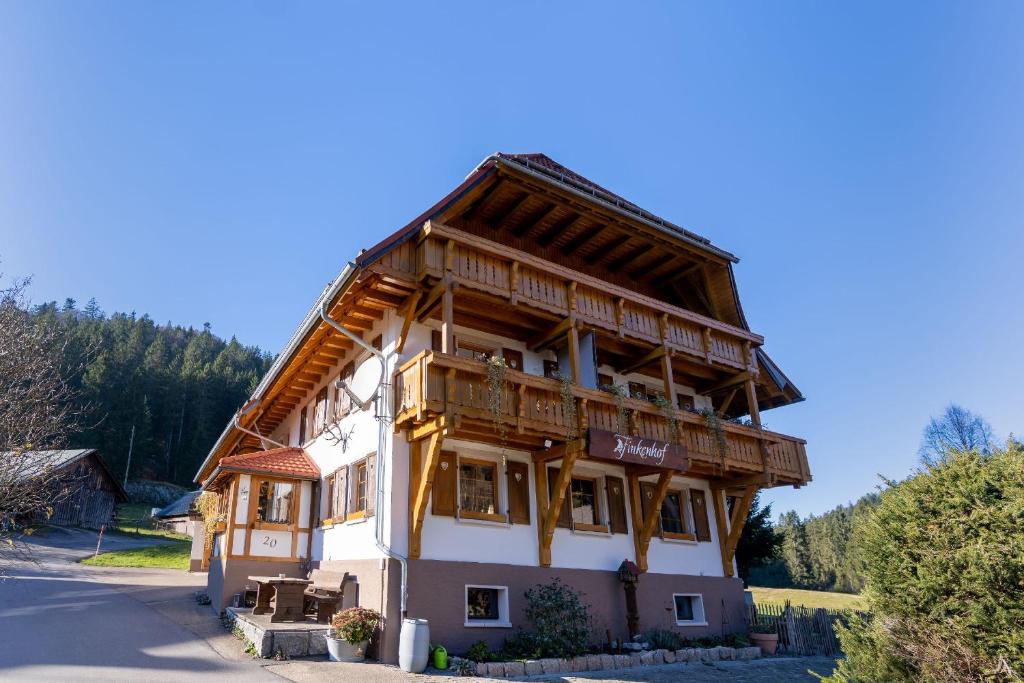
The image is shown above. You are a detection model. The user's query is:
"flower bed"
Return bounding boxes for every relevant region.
[448,645,762,677]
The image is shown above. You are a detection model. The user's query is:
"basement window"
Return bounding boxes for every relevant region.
[465,585,511,627]
[673,594,707,626]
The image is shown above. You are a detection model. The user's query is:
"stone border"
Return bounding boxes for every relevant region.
[449,646,762,677]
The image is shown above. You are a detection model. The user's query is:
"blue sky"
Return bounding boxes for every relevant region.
[2,2,1022,517]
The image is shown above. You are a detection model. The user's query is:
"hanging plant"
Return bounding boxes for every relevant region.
[608,383,629,435]
[195,491,226,535]
[698,408,728,460]
[652,393,679,444]
[485,355,509,440]
[555,372,578,441]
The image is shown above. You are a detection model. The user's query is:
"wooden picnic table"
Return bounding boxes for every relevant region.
[249,575,313,623]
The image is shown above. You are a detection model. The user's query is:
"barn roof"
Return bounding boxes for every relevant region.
[8,449,128,501]
[154,490,201,519]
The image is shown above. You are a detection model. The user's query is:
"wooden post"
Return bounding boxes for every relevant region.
[744,378,761,428]
[441,279,455,354]
[710,487,732,577]
[408,421,447,559]
[510,261,520,305]
[567,322,581,384]
[627,472,645,570]
[534,460,550,565]
[538,446,580,566]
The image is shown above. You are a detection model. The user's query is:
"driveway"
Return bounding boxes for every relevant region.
[0,529,837,682]
[0,528,280,682]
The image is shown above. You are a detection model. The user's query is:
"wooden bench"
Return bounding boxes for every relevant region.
[304,569,349,623]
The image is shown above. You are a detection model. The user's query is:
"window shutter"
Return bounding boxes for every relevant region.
[432,451,457,517]
[507,461,530,524]
[501,348,524,372]
[431,330,442,352]
[323,477,334,522]
[365,453,377,517]
[299,407,308,444]
[639,481,658,532]
[334,468,348,521]
[605,476,628,534]
[547,466,572,528]
[690,489,712,542]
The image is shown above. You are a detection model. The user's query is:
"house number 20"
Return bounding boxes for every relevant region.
[262,536,277,548]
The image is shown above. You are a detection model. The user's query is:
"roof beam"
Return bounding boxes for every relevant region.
[560,223,606,256]
[585,233,631,265]
[537,213,583,247]
[512,202,561,237]
[607,243,653,272]
[460,177,503,221]
[632,253,676,281]
[486,192,530,229]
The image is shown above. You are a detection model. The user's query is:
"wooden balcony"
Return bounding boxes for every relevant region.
[372,222,763,374]
[394,350,810,487]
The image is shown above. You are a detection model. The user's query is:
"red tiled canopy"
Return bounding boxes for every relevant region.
[216,447,320,481]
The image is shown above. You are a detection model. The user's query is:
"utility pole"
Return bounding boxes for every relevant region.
[123,424,135,487]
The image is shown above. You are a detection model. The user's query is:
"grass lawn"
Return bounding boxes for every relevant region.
[748,585,867,611]
[111,502,190,542]
[81,541,190,570]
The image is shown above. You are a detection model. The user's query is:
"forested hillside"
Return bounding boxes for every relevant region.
[33,298,273,487]
[749,493,880,593]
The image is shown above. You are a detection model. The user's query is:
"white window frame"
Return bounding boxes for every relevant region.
[464,584,511,628]
[672,593,707,626]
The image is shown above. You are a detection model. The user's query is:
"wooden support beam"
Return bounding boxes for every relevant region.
[510,203,558,237]
[395,290,422,355]
[538,213,583,248]
[567,320,581,383]
[460,178,502,221]
[538,445,582,566]
[607,243,653,272]
[527,317,573,351]
[723,485,757,563]
[559,223,605,255]
[631,470,673,572]
[618,345,667,375]
[406,414,454,442]
[441,279,455,354]
[744,377,761,428]
[487,192,530,229]
[531,439,586,464]
[633,253,677,281]
[716,388,738,418]
[710,487,732,576]
[414,279,448,322]
[653,260,705,288]
[585,233,631,265]
[408,422,448,559]
[701,370,754,396]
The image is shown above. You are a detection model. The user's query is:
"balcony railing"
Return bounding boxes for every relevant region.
[395,351,810,486]
[370,222,763,373]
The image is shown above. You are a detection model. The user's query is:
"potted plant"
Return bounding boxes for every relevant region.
[748,621,778,656]
[325,607,382,662]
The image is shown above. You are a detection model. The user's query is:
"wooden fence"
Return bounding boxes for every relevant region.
[748,601,867,657]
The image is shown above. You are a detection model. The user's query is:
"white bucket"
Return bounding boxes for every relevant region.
[398,618,430,672]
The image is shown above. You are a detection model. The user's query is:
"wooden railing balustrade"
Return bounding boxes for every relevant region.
[395,351,810,485]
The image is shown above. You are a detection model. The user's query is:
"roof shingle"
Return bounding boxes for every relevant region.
[218,447,320,480]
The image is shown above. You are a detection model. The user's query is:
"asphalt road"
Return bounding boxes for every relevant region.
[0,527,281,682]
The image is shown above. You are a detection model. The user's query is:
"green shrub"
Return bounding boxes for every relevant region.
[822,446,1024,682]
[504,579,592,659]
[463,640,492,662]
[642,628,682,651]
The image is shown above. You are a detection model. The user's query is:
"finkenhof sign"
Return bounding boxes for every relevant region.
[586,428,688,471]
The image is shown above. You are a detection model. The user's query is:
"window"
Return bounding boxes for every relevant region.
[299,407,308,444]
[334,362,354,417]
[352,460,368,517]
[570,477,599,526]
[465,585,510,627]
[543,359,560,379]
[455,338,494,362]
[673,594,706,625]
[256,480,294,525]
[660,490,690,536]
[314,387,329,436]
[459,459,499,519]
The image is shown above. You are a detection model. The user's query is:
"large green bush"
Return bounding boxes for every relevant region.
[504,579,592,659]
[824,445,1024,682]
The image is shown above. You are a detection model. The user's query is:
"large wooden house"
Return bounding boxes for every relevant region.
[195,153,810,661]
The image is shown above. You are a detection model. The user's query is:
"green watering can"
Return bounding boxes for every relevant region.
[432,645,448,670]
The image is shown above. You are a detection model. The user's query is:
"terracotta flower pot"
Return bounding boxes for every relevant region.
[749,632,778,656]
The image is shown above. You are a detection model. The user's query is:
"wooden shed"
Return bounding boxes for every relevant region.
[22,449,129,529]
